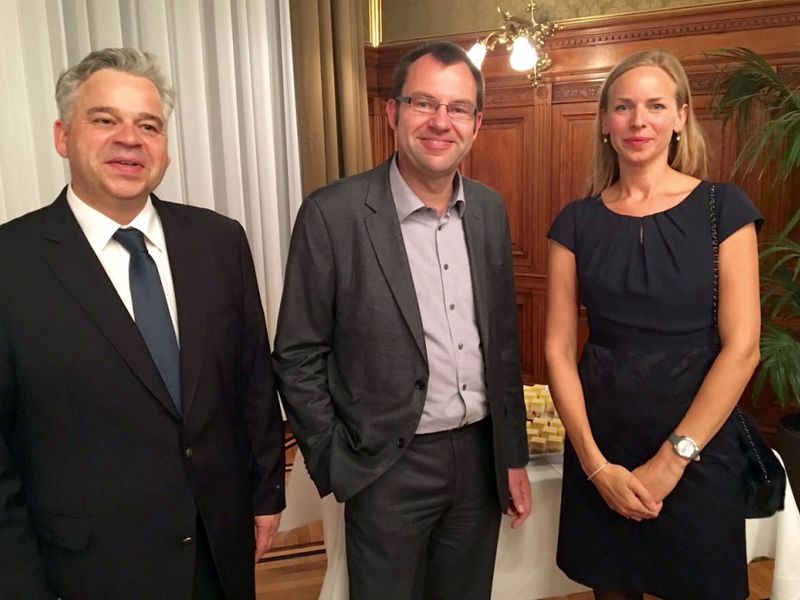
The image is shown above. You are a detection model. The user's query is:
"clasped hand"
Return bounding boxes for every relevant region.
[591,451,683,522]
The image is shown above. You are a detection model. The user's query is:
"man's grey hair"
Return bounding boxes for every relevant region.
[55,48,176,123]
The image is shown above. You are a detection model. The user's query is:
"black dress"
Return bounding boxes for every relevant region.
[547,181,763,600]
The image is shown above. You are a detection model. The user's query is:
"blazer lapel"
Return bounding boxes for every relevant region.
[42,192,180,420]
[462,182,491,352]
[364,161,427,362]
[154,197,208,419]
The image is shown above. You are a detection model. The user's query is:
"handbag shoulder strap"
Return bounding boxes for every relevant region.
[709,183,772,481]
[709,183,720,345]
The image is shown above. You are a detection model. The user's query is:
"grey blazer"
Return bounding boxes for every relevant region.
[274,157,528,505]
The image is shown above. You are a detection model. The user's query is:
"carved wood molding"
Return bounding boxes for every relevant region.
[484,87,535,107]
[687,73,724,95]
[552,82,601,104]
[552,72,737,104]
[551,1,800,49]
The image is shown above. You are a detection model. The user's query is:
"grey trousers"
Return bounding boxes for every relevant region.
[344,418,502,600]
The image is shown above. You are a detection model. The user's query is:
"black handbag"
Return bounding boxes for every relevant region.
[709,184,786,518]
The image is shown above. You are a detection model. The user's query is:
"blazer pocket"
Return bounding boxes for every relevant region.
[29,508,91,551]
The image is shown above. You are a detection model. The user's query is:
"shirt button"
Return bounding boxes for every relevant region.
[462,384,467,391]
[397,438,405,448]
[185,447,193,459]
[437,225,443,231]
[443,264,449,270]
[458,343,463,350]
[449,304,455,310]
[415,380,426,391]
[181,536,194,545]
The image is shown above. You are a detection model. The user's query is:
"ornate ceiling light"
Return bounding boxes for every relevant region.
[467,1,559,88]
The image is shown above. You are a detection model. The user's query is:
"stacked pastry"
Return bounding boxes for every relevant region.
[523,385,565,454]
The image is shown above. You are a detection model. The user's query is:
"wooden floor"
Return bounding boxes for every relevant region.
[257,552,327,600]
[256,553,775,600]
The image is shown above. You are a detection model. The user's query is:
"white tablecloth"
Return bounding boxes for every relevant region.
[318,452,800,600]
[745,453,800,600]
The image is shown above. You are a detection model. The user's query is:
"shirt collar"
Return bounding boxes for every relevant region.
[389,155,465,223]
[66,186,167,254]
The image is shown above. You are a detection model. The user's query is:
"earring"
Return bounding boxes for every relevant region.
[603,135,608,144]
[675,132,681,142]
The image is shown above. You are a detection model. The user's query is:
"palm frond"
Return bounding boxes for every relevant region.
[710,47,800,179]
[760,236,800,320]
[777,206,800,240]
[754,325,800,407]
[712,48,800,408]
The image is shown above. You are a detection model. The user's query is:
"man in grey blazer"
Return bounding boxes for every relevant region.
[274,41,530,599]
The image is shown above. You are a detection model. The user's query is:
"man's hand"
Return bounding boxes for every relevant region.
[254,513,282,562]
[506,467,532,528]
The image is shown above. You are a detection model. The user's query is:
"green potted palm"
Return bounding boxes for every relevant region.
[713,47,800,500]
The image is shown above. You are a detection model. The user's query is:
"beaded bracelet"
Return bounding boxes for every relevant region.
[586,460,609,481]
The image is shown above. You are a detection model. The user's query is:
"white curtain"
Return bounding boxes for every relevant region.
[0,0,302,333]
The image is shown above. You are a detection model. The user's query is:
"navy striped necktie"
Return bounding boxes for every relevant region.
[113,228,182,413]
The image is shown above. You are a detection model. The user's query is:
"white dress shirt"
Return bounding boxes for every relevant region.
[66,186,180,343]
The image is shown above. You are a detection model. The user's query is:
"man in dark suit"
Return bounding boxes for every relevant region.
[0,48,285,599]
[274,41,531,599]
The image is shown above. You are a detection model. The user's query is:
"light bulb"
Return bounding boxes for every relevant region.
[509,36,538,72]
[467,42,487,69]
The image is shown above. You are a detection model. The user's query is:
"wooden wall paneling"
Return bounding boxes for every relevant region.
[464,100,536,270]
[694,109,734,185]
[463,81,554,382]
[365,45,394,166]
[548,99,598,365]
[369,96,394,166]
[517,282,547,385]
[527,84,556,384]
[550,101,596,209]
[462,103,539,379]
[515,284,536,384]
[529,84,555,277]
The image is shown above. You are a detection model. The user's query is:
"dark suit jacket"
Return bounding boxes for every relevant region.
[274,157,528,505]
[0,189,285,600]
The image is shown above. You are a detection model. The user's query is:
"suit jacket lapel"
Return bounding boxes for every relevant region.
[462,181,491,352]
[364,160,427,362]
[42,191,180,420]
[154,197,208,419]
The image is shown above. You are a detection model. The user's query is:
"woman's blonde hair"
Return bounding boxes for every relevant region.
[587,49,707,196]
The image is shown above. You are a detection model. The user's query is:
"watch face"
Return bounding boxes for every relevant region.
[676,438,697,458]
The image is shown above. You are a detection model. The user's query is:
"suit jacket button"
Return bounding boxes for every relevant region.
[397,438,405,448]
[181,536,194,545]
[414,380,426,391]
[185,447,193,459]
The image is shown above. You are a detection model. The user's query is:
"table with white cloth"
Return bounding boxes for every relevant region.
[318,452,800,600]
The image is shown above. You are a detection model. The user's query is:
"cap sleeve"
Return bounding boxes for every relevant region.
[548,201,578,252]
[715,183,764,243]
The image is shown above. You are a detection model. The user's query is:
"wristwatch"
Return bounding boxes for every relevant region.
[667,432,701,462]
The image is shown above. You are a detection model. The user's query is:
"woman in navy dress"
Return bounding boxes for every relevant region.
[545,50,762,600]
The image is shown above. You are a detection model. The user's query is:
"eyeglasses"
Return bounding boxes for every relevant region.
[395,96,478,121]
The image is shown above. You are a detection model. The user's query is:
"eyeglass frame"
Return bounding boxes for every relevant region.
[394,95,479,121]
